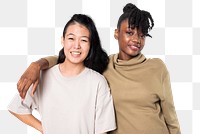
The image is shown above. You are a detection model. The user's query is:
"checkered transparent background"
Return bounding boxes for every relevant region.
[0,0,199,134]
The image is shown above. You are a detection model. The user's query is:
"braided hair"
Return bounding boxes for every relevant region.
[117,3,154,37]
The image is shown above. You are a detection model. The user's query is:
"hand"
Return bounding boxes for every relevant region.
[17,62,41,99]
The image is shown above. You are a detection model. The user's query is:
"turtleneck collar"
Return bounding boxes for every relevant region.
[113,53,147,68]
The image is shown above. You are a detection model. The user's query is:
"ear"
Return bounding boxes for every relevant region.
[114,29,119,40]
[61,36,64,47]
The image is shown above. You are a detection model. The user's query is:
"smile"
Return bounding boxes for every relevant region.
[128,45,140,50]
[71,51,81,55]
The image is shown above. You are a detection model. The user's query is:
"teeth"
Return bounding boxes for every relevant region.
[71,52,81,55]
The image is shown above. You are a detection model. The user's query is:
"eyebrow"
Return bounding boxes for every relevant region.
[66,33,89,39]
[127,27,135,30]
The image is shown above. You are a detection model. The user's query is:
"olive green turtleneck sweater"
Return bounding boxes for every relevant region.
[103,53,180,134]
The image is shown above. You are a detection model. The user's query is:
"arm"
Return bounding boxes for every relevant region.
[9,111,43,133]
[17,56,58,99]
[161,70,181,134]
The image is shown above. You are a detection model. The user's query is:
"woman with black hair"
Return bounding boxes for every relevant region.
[16,3,181,134]
[8,14,116,134]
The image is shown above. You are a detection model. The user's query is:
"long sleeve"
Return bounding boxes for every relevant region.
[44,55,58,68]
[161,70,181,134]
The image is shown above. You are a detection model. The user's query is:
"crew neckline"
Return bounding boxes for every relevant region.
[54,64,89,81]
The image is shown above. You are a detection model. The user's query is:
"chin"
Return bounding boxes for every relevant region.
[130,52,140,56]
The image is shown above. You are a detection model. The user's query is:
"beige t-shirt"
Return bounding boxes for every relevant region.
[8,65,116,134]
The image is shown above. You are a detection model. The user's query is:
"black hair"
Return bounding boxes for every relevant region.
[57,14,109,74]
[117,3,154,37]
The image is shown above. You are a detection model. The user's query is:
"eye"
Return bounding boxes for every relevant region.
[140,35,146,39]
[68,37,74,40]
[81,39,88,42]
[126,31,133,36]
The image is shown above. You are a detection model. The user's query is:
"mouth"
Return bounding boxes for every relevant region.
[71,51,81,55]
[70,51,82,57]
[128,45,140,51]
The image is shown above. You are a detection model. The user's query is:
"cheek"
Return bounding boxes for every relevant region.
[63,42,73,50]
[63,44,72,56]
[82,43,90,51]
[63,41,70,47]
[141,39,145,46]
[84,45,90,55]
[119,35,129,44]
[63,48,68,57]
[75,43,90,58]
[119,38,129,48]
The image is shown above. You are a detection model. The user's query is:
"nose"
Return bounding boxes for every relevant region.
[131,34,141,44]
[74,39,81,49]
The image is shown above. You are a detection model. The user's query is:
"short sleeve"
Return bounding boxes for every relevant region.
[95,77,116,133]
[7,86,39,115]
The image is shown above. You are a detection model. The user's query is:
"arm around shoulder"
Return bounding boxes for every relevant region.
[17,56,57,99]
[43,55,58,68]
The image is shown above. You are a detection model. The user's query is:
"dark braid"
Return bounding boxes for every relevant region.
[117,3,154,37]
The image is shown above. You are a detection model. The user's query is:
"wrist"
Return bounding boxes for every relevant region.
[31,61,41,71]
[34,58,49,70]
[34,121,43,133]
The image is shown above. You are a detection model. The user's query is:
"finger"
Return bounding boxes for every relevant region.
[23,79,33,95]
[19,78,28,99]
[21,89,28,99]
[18,78,27,98]
[17,78,25,93]
[31,80,39,97]
[17,79,21,90]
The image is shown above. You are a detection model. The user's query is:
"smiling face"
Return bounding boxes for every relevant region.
[115,19,146,60]
[62,22,90,66]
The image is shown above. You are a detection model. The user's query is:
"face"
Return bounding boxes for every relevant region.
[62,23,90,66]
[115,19,146,60]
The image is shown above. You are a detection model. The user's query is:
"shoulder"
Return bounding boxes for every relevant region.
[41,65,58,78]
[104,54,117,71]
[147,58,167,69]
[147,58,169,77]
[108,54,116,62]
[148,57,164,64]
[87,68,108,86]
[87,68,107,81]
[109,54,115,58]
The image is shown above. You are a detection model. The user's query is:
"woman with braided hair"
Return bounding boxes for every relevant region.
[104,3,180,134]
[15,3,181,134]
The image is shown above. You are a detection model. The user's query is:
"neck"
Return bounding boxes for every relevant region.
[118,52,141,61]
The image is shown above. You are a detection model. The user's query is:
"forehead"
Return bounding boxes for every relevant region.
[120,19,129,28]
[120,19,135,30]
[66,23,90,36]
[120,19,143,32]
